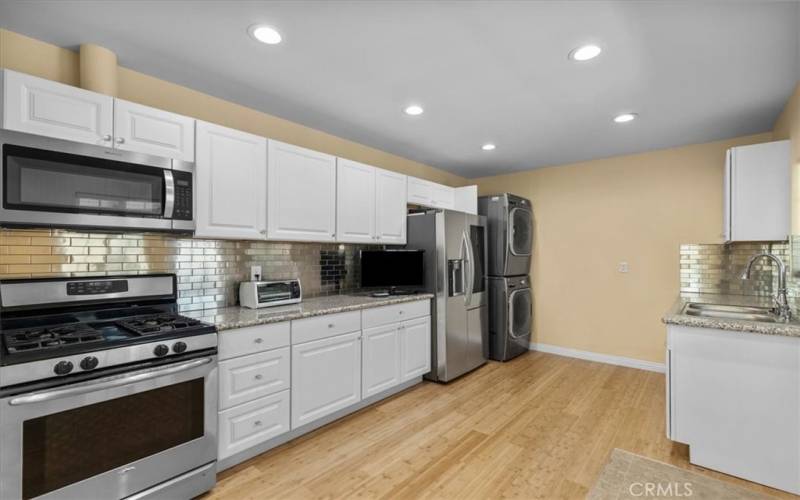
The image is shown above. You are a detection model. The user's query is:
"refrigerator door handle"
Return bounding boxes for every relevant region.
[463,229,474,306]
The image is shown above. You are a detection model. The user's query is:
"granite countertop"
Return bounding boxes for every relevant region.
[186,293,434,331]
[662,293,800,338]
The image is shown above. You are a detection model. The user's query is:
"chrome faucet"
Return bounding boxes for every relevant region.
[741,252,792,322]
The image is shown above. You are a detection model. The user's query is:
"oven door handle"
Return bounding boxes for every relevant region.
[163,169,175,218]
[8,357,213,406]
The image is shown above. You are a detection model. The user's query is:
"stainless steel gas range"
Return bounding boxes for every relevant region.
[0,274,218,500]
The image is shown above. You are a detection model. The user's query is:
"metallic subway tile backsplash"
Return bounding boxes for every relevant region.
[680,241,794,297]
[0,228,370,312]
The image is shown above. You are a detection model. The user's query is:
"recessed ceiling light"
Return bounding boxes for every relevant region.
[249,25,282,45]
[481,143,496,151]
[404,104,424,116]
[569,44,602,61]
[613,113,638,123]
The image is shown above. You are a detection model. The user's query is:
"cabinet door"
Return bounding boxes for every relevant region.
[336,158,376,243]
[218,390,290,460]
[431,183,455,209]
[400,316,431,381]
[291,331,361,429]
[195,121,267,239]
[2,69,113,146]
[113,99,195,161]
[362,324,401,398]
[407,176,433,206]
[727,141,790,242]
[375,168,408,244]
[268,140,336,242]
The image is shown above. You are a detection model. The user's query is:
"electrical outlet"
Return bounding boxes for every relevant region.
[250,265,262,281]
[618,262,629,273]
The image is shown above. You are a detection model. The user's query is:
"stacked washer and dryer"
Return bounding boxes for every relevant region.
[478,194,534,361]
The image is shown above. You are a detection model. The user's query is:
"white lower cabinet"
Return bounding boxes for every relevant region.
[218,300,432,469]
[219,347,290,411]
[218,390,290,460]
[362,324,401,398]
[667,324,800,494]
[291,331,362,429]
[399,317,431,381]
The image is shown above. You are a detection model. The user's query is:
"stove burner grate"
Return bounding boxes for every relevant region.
[5,325,103,353]
[117,314,203,336]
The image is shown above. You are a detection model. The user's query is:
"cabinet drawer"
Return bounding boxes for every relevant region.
[218,322,290,361]
[292,311,361,344]
[218,390,290,460]
[219,347,290,410]
[362,300,430,329]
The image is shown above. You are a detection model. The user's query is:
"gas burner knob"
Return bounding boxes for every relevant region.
[54,360,74,376]
[172,341,187,354]
[80,356,99,371]
[153,344,169,357]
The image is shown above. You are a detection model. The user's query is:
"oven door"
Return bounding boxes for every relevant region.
[0,355,217,500]
[0,130,178,231]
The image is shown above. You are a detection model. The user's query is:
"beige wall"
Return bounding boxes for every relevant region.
[0,29,466,187]
[773,82,800,232]
[474,133,772,363]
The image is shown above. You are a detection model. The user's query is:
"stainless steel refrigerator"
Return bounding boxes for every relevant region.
[407,210,488,382]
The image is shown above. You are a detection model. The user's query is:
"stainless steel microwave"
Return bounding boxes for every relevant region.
[0,130,194,232]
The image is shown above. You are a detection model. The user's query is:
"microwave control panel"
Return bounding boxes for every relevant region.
[172,170,193,221]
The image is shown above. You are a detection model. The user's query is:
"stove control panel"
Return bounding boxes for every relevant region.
[67,279,128,296]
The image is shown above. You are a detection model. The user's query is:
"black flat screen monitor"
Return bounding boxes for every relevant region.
[360,250,424,289]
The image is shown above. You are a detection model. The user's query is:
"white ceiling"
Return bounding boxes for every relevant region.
[0,1,798,178]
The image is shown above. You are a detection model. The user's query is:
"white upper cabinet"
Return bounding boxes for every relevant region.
[407,176,465,211]
[268,140,337,242]
[113,99,195,161]
[430,182,455,209]
[407,176,434,207]
[375,168,408,244]
[2,69,113,146]
[724,140,790,242]
[336,158,376,243]
[336,159,407,244]
[195,121,267,240]
[454,185,478,215]
[1,70,195,161]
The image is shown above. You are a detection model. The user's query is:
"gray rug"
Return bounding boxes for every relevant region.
[587,449,775,499]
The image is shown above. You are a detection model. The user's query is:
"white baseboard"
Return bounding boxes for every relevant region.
[529,342,665,373]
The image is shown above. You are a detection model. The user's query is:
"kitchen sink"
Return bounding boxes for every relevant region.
[682,303,781,323]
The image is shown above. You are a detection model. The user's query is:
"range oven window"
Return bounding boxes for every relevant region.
[3,144,165,217]
[21,379,204,499]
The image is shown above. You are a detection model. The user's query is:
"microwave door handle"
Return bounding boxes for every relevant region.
[163,170,175,218]
[8,357,213,406]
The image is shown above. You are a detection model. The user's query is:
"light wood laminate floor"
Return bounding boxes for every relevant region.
[204,352,793,499]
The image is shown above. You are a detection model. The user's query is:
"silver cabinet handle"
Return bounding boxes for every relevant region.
[254,337,264,344]
[102,134,112,141]
[260,230,267,235]
[9,357,213,406]
[254,420,262,426]
[115,137,125,144]
[328,323,334,328]
[254,374,263,380]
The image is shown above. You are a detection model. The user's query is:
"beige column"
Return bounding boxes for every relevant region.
[79,43,118,96]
